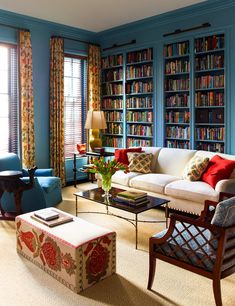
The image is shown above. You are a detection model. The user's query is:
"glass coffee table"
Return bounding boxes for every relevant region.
[74,187,170,249]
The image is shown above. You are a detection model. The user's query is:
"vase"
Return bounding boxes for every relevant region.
[101,174,112,198]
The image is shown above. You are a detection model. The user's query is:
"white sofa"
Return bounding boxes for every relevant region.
[98,147,235,215]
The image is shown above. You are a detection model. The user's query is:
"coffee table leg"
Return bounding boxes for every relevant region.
[165,203,169,228]
[135,214,138,249]
[75,195,78,216]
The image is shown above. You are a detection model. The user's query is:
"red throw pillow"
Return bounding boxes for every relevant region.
[201,155,235,188]
[114,147,142,165]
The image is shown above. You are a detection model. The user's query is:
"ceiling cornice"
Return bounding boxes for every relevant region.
[97,0,235,39]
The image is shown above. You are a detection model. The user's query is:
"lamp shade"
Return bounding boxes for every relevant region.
[84,110,107,129]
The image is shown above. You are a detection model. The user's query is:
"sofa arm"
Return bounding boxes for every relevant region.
[215,179,235,194]
[22,168,54,177]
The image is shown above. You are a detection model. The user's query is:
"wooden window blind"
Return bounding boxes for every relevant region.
[64,55,87,159]
[0,43,19,155]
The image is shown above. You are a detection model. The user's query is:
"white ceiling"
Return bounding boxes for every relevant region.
[0,0,207,32]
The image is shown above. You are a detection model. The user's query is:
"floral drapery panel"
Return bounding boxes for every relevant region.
[88,44,101,110]
[49,37,65,186]
[19,30,36,168]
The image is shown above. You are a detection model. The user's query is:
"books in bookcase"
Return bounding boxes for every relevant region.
[31,210,73,227]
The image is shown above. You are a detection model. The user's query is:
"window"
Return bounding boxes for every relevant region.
[64,54,87,158]
[0,43,19,154]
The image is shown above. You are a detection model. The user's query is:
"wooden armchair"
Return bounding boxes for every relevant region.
[148,192,235,306]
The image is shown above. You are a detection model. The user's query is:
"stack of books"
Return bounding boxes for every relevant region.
[114,190,149,207]
[31,209,73,227]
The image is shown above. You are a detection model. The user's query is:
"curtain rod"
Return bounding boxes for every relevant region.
[0,22,29,32]
[103,39,136,51]
[51,35,100,46]
[163,22,211,37]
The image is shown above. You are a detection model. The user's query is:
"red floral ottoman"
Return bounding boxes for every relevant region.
[16,208,116,293]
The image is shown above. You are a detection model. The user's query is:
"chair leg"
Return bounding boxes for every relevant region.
[213,277,222,306]
[147,255,156,290]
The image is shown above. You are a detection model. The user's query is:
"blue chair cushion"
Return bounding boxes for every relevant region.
[211,196,235,227]
[37,177,61,193]
[153,223,218,271]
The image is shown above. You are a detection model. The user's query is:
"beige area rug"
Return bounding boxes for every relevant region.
[0,182,235,306]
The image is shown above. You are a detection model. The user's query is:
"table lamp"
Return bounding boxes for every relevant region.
[85,110,107,151]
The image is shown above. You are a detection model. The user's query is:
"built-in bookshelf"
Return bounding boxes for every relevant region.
[126,48,154,147]
[101,48,154,148]
[164,40,191,149]
[194,33,225,153]
[101,54,124,147]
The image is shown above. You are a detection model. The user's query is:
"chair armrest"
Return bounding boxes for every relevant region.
[23,168,54,176]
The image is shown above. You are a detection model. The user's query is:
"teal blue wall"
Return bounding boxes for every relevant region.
[97,0,235,154]
[0,9,96,172]
[1,0,235,178]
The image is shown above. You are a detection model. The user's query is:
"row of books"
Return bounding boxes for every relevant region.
[126,65,153,79]
[195,75,224,89]
[165,94,189,107]
[102,136,123,148]
[102,98,123,109]
[126,111,153,123]
[127,138,152,147]
[164,41,189,57]
[194,35,224,53]
[103,84,123,95]
[126,97,152,108]
[165,111,190,123]
[165,59,190,74]
[195,54,224,71]
[127,48,153,64]
[102,54,123,69]
[105,111,123,122]
[195,127,225,141]
[102,68,123,82]
[166,140,190,149]
[106,123,123,134]
[166,126,190,139]
[114,190,149,207]
[165,78,190,91]
[195,92,224,106]
[196,142,224,153]
[196,109,224,124]
[126,81,153,94]
[127,125,152,137]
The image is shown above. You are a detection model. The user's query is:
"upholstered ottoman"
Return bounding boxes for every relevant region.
[16,208,116,293]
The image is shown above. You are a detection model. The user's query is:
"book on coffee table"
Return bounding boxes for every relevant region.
[113,197,149,207]
[31,210,73,227]
[117,190,147,200]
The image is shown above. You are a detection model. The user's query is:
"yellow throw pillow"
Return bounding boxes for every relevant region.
[127,152,152,173]
[183,155,210,181]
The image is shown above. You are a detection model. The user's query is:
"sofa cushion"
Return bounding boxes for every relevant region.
[129,173,180,194]
[201,155,235,188]
[139,147,161,172]
[155,148,196,176]
[37,177,61,193]
[183,155,209,181]
[114,147,142,165]
[127,152,152,173]
[165,180,219,203]
[111,171,142,186]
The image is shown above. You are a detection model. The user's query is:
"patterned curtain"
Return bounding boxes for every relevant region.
[19,30,36,168]
[49,37,65,186]
[88,44,101,110]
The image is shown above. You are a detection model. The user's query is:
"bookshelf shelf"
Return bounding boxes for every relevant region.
[101,47,154,148]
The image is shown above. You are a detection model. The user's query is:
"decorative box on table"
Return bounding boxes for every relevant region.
[16,208,116,293]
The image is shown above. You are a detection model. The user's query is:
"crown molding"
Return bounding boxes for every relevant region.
[97,0,235,39]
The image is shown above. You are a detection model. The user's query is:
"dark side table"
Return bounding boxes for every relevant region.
[72,151,114,187]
